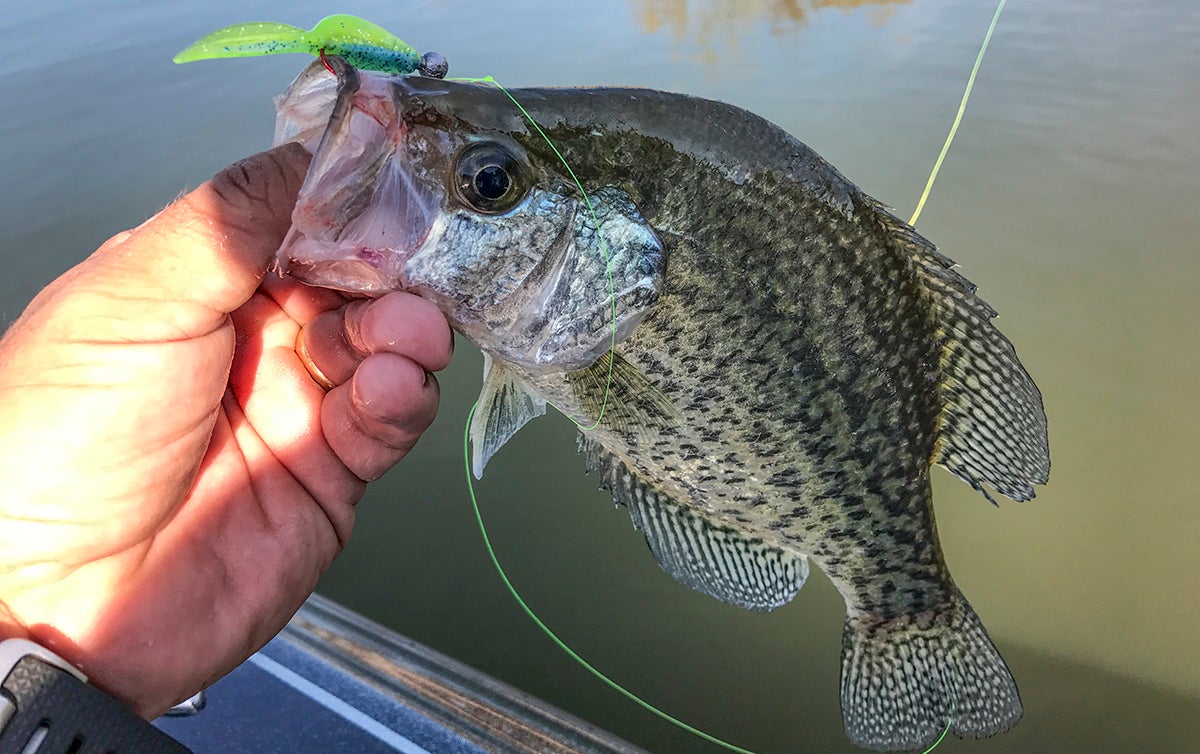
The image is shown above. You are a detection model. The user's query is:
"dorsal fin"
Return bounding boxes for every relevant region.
[469,353,546,478]
[875,202,1050,501]
[580,437,808,612]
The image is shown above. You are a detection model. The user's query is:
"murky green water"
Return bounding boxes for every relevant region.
[3,1,1198,751]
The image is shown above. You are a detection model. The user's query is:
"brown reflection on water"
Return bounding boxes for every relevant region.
[630,0,912,60]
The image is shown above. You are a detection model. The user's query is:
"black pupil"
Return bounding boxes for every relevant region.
[474,165,510,200]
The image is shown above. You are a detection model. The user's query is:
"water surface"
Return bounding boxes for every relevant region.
[2,1,1198,751]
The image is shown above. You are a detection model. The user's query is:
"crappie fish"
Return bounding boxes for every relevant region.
[273,58,1049,751]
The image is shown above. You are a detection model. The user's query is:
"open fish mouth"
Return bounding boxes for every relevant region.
[272,56,439,295]
[282,254,393,294]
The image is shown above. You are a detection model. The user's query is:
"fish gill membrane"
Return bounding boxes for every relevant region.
[267,8,1045,753]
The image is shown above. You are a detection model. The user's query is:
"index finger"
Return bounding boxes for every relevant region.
[84,143,312,337]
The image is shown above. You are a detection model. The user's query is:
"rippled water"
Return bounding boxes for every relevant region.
[3,1,1198,751]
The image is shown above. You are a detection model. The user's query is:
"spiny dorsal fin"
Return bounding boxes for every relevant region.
[580,437,808,612]
[470,353,547,479]
[874,202,1049,501]
[567,350,681,440]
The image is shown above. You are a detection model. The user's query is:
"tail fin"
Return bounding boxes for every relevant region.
[840,594,1021,751]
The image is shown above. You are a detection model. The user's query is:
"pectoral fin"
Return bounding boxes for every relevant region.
[567,350,681,439]
[470,354,547,479]
[581,437,808,612]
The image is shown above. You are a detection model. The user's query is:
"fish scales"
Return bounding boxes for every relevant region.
[516,119,951,609]
[273,61,1048,751]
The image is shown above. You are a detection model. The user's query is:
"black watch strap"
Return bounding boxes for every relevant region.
[0,640,192,754]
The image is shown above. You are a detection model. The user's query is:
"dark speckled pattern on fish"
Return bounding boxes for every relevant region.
[274,67,1048,751]
[517,108,956,616]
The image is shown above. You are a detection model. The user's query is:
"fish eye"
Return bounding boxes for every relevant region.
[474,165,510,200]
[454,143,528,214]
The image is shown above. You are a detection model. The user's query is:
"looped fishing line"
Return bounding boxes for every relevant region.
[460,0,1008,747]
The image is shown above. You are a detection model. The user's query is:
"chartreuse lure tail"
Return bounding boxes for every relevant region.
[172,14,433,76]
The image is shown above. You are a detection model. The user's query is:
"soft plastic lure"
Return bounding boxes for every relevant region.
[173,14,447,78]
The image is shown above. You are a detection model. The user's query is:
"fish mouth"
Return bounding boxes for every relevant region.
[273,57,438,295]
[283,253,393,295]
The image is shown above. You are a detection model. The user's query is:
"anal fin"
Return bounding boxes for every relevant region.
[581,437,807,612]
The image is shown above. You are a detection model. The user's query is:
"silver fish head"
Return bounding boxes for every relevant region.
[274,59,666,373]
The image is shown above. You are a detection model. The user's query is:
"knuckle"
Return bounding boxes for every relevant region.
[209,153,280,211]
[206,144,309,225]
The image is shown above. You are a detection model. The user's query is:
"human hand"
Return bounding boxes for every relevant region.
[0,143,453,717]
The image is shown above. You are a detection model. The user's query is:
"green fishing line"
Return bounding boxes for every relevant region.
[922,712,953,754]
[463,403,759,754]
[909,0,1008,226]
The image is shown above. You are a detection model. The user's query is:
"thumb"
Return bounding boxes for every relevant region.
[80,142,311,338]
